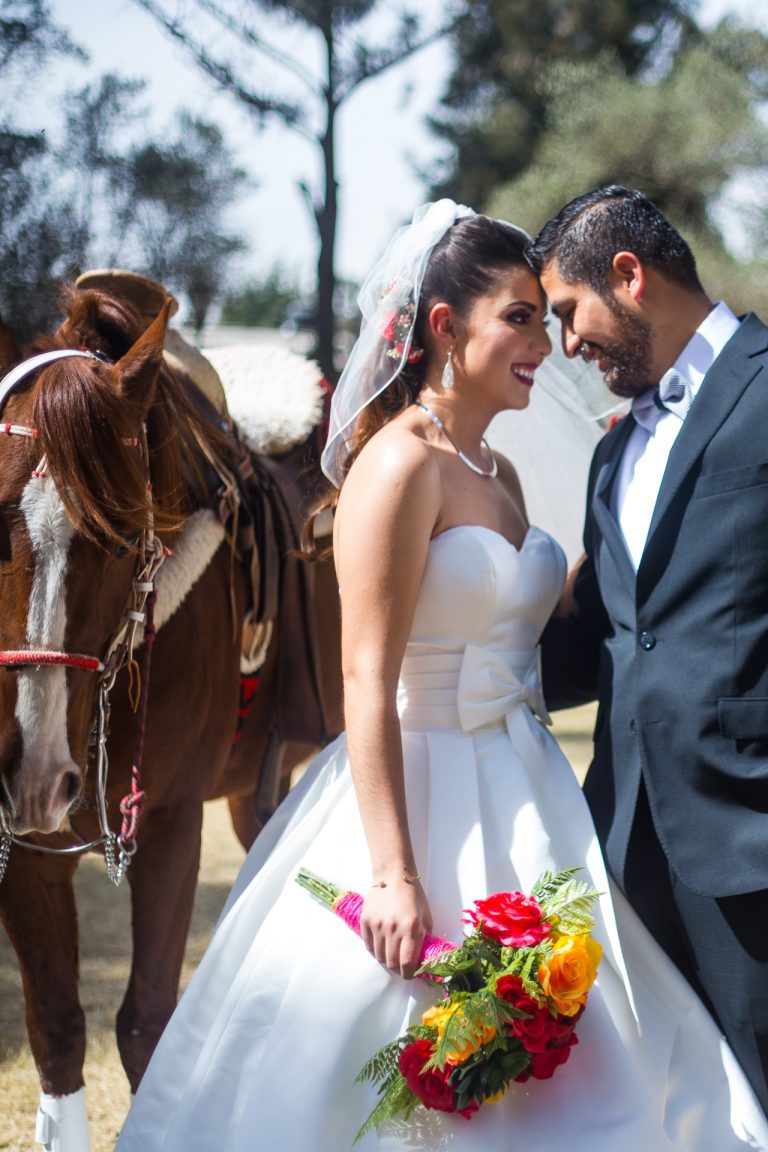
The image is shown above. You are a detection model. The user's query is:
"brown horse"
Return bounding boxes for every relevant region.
[0,286,341,1150]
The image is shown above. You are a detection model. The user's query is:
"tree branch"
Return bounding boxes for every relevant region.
[338,13,461,102]
[132,0,316,140]
[194,0,322,97]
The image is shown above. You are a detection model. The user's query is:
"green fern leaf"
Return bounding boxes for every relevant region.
[355,1038,402,1087]
[539,878,601,935]
[353,1074,419,1144]
[531,867,581,903]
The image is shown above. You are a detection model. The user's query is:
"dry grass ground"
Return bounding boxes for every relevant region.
[0,703,595,1152]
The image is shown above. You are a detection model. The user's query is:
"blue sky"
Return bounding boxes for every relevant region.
[38,0,767,292]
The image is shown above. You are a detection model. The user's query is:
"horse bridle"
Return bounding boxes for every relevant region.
[0,349,167,885]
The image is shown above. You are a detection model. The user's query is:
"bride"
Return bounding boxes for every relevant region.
[115,200,768,1151]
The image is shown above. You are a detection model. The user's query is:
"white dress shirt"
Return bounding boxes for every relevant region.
[612,302,741,569]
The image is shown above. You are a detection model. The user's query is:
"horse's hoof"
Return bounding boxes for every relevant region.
[35,1087,91,1152]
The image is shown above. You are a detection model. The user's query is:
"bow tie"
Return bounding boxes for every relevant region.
[657,368,694,419]
[632,368,693,433]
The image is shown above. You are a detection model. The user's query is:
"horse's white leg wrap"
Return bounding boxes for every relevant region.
[35,1088,91,1152]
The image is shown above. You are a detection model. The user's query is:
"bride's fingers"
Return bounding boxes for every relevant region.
[385,925,404,972]
[361,917,386,965]
[367,926,387,966]
[399,930,424,980]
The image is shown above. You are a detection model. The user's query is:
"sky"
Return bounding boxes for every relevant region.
[34,0,768,295]
[40,0,454,293]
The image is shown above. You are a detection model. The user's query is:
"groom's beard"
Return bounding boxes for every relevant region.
[586,301,654,399]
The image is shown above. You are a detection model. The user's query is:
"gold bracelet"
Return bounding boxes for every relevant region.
[371,872,421,889]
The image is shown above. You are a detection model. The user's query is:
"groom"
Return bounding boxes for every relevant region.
[533,185,768,1111]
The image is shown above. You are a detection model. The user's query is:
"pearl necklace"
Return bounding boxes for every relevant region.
[416,402,498,478]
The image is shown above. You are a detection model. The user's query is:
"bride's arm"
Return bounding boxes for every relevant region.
[554,553,586,618]
[334,427,441,980]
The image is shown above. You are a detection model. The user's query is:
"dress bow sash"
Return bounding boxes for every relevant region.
[456,645,552,732]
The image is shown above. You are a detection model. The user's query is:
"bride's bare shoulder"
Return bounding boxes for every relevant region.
[336,419,442,543]
[349,418,437,487]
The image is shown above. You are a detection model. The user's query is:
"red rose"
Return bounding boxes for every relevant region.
[463,891,550,948]
[398,1039,479,1119]
[495,974,536,1013]
[513,1028,579,1082]
[496,974,561,1054]
[529,1032,578,1079]
[511,1001,562,1053]
[549,1011,581,1047]
[382,312,397,340]
[398,1040,457,1114]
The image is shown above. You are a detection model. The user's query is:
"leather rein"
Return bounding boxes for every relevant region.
[0,349,167,885]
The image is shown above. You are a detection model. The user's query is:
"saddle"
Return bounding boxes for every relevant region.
[183,362,333,822]
[234,444,332,820]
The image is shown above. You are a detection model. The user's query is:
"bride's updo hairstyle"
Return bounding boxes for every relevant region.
[303,203,531,556]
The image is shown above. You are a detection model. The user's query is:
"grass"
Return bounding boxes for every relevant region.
[0,703,595,1151]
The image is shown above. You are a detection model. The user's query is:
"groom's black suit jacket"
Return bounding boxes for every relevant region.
[543,312,768,900]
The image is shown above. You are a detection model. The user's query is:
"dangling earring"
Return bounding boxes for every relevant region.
[442,348,454,390]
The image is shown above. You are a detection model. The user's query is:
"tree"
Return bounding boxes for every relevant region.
[131,0,461,377]
[0,135,89,338]
[59,73,146,266]
[220,268,299,328]
[426,0,699,208]
[118,113,250,332]
[0,0,83,79]
[1,24,251,338]
[0,2,88,336]
[486,22,768,315]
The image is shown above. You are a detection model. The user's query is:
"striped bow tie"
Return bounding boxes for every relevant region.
[632,368,693,433]
[656,368,693,420]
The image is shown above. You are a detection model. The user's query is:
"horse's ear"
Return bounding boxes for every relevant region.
[0,314,21,375]
[114,298,172,411]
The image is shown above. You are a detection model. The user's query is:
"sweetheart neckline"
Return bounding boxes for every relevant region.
[430,523,545,554]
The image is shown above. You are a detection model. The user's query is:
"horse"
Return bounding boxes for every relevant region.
[0,281,342,1151]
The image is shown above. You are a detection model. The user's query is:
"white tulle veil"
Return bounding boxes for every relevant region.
[321,199,478,486]
[321,199,624,566]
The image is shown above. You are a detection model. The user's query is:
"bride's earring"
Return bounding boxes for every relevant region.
[442,348,454,390]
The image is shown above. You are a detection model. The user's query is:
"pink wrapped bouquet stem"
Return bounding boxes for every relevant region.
[296,867,454,972]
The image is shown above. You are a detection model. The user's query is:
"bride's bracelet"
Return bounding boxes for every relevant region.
[371,872,421,889]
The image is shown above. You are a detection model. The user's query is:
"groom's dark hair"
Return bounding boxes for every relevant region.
[530,185,704,295]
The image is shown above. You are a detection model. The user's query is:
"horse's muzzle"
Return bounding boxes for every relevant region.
[0,758,83,835]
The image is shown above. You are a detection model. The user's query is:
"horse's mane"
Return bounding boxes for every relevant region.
[26,286,240,549]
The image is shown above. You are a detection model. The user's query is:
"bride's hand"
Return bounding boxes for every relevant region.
[361,877,433,980]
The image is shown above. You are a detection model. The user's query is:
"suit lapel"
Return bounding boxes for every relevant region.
[640,313,768,583]
[593,415,636,597]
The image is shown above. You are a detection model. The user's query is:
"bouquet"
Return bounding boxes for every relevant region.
[296,866,602,1142]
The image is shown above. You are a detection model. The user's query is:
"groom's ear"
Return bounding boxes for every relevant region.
[608,251,645,302]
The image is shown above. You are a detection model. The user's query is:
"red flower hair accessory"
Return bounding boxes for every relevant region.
[380,282,424,365]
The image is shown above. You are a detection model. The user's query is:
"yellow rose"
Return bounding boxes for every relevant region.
[422,1003,456,1033]
[537,933,602,1017]
[422,1001,497,1065]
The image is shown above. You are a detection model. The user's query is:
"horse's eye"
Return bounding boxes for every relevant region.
[114,533,140,558]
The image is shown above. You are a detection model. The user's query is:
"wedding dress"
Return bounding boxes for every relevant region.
[116,525,768,1152]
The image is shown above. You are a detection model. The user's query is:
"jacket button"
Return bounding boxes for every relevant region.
[639,631,656,650]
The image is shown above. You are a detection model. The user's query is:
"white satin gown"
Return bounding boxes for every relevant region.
[116,525,768,1151]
